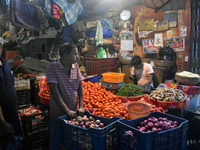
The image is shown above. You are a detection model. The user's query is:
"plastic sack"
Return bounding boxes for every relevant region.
[156,83,169,90]
[138,84,153,94]
[0,135,23,150]
[85,26,113,38]
[63,25,74,44]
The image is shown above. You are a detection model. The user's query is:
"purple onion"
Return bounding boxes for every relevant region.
[152,127,158,132]
[79,122,84,127]
[157,128,163,132]
[140,127,146,132]
[163,118,168,122]
[173,124,178,127]
[154,123,159,128]
[153,118,158,123]
[163,121,168,124]
[165,122,171,126]
[158,121,164,127]
[174,121,178,125]
[143,120,148,125]
[145,125,149,130]
[147,130,151,132]
[147,122,154,129]
[162,124,169,130]
[168,120,174,125]
[158,117,163,121]
[148,118,153,122]
[140,122,144,126]
[169,125,174,129]
[137,126,141,130]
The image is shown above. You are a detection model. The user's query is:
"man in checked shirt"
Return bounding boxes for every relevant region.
[46,43,84,150]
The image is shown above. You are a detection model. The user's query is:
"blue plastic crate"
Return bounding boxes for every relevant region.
[187,131,200,150]
[183,106,200,134]
[59,111,120,150]
[183,106,200,150]
[117,111,188,150]
[84,74,99,82]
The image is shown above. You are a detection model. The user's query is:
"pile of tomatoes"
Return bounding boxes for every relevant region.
[82,81,129,119]
[41,86,50,99]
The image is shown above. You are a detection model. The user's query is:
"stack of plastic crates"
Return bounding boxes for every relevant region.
[117,111,188,150]
[17,89,31,107]
[183,106,200,150]
[18,104,49,150]
[59,111,120,150]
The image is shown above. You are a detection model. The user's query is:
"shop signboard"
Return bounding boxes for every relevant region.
[143,36,185,54]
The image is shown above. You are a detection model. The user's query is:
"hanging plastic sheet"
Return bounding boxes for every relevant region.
[45,0,53,15]
[53,0,83,25]
[85,26,113,39]
[63,25,74,44]
[10,0,41,31]
[100,19,113,30]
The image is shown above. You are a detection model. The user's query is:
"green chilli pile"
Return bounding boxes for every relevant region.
[116,83,143,97]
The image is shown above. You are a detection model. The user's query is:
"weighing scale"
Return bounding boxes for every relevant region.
[101,81,126,92]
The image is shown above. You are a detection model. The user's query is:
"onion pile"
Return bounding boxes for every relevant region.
[137,116,179,132]
[65,115,105,129]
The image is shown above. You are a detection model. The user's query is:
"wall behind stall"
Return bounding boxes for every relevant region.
[130,0,191,72]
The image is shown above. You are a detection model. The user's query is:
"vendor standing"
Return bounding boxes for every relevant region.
[46,43,84,150]
[0,43,23,138]
[129,55,154,87]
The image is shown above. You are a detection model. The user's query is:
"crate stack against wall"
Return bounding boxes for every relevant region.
[183,106,200,150]
[15,77,49,150]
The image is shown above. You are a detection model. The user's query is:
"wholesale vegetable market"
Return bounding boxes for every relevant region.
[0,0,200,150]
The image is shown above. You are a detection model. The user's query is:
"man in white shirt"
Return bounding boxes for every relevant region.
[129,55,154,87]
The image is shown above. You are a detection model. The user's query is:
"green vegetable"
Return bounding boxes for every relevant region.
[116,83,143,97]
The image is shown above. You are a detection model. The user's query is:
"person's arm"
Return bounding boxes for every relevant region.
[129,67,137,84]
[48,83,77,118]
[77,81,84,116]
[0,105,15,137]
[146,64,154,85]
[146,73,153,85]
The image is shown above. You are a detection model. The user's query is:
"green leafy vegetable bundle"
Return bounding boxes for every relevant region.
[116,83,143,97]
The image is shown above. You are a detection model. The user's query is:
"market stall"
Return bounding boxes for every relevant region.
[0,0,199,149]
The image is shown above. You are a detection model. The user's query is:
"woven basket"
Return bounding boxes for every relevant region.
[154,60,174,67]
[175,73,200,86]
[142,58,152,64]
[118,55,131,65]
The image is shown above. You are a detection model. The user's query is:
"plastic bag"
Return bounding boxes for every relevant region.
[0,135,23,150]
[138,84,153,94]
[85,26,113,38]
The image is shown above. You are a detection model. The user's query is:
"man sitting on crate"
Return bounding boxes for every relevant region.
[0,42,23,148]
[46,43,85,150]
[129,55,154,93]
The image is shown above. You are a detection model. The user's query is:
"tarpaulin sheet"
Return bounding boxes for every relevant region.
[14,57,49,74]
[10,0,40,31]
